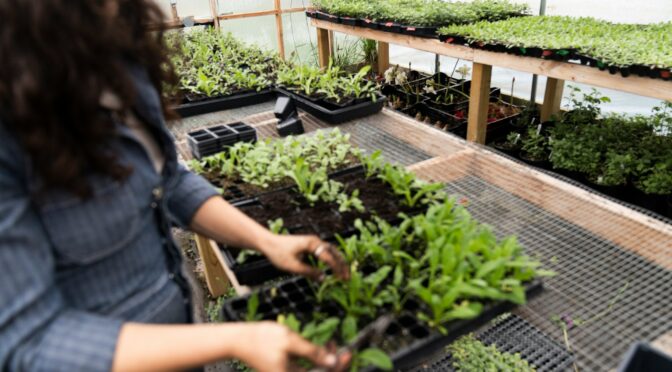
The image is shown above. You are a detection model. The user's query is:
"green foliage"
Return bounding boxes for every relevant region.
[167,28,282,98]
[245,293,262,322]
[520,127,548,161]
[439,16,672,69]
[448,334,536,371]
[548,95,672,191]
[277,62,379,103]
[312,0,529,27]
[351,348,393,371]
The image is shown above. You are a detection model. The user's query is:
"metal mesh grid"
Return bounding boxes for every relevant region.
[411,153,672,371]
[415,314,574,372]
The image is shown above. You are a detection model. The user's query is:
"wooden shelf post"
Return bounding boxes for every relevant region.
[209,0,220,29]
[273,0,286,59]
[194,233,229,297]
[467,63,493,144]
[377,41,390,73]
[317,27,331,68]
[541,77,565,122]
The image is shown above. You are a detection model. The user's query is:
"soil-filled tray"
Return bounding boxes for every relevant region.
[276,87,386,124]
[222,276,543,370]
[220,167,427,285]
[175,89,275,118]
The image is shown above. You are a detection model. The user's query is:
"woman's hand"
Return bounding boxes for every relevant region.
[258,234,350,281]
[233,322,350,372]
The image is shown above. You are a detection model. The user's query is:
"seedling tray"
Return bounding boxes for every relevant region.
[221,276,543,370]
[187,122,258,159]
[175,89,275,118]
[219,166,428,285]
[276,87,386,124]
[419,314,574,372]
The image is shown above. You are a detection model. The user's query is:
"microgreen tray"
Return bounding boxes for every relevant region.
[418,314,574,372]
[221,276,543,370]
[175,88,275,118]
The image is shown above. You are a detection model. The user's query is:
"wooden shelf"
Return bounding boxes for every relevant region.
[311,19,672,102]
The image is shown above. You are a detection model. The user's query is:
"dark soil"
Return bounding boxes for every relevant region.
[241,171,420,241]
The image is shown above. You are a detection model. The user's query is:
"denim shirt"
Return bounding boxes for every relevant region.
[0,65,218,371]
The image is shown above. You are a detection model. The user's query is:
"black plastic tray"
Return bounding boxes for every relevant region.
[401,25,439,38]
[187,122,257,159]
[617,342,672,372]
[175,89,275,118]
[222,276,543,371]
[418,314,574,371]
[276,87,386,124]
[218,166,429,286]
[219,166,366,285]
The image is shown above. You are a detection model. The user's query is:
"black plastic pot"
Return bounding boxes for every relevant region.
[519,151,551,170]
[277,114,305,137]
[274,96,297,121]
[187,122,258,159]
[340,16,358,26]
[408,103,467,135]
[228,122,257,142]
[187,129,219,159]
[631,186,671,218]
[315,11,339,23]
[175,89,275,118]
[617,342,672,372]
[438,34,467,45]
[222,276,543,371]
[400,25,438,38]
[305,9,317,19]
[584,177,630,201]
[378,21,402,34]
[491,140,522,158]
[361,18,379,30]
[276,87,386,125]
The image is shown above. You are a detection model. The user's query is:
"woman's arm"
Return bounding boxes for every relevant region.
[190,196,350,280]
[113,322,341,372]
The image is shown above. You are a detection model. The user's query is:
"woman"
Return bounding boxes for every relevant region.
[0,1,350,371]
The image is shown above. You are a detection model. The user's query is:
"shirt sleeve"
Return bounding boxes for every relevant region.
[166,163,219,228]
[0,131,123,372]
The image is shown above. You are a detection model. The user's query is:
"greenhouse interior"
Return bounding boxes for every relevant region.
[0,0,671,371]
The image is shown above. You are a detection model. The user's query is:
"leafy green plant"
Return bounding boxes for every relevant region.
[245,293,262,321]
[520,127,549,161]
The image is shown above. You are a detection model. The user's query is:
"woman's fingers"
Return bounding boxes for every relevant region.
[316,245,350,280]
[286,333,337,369]
[305,237,350,280]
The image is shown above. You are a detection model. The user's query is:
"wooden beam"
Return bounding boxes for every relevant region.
[209,0,220,29]
[311,19,474,61]
[310,19,672,102]
[467,63,492,144]
[194,233,229,297]
[377,41,390,74]
[541,77,565,122]
[274,0,286,59]
[150,17,215,31]
[317,27,331,68]
[218,7,308,21]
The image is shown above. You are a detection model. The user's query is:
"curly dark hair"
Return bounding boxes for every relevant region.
[0,0,176,198]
